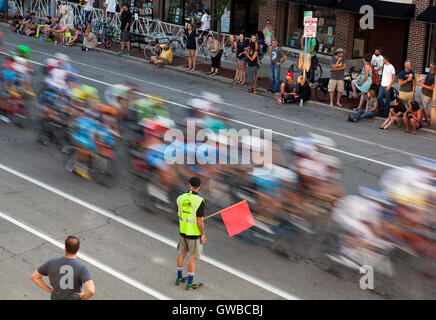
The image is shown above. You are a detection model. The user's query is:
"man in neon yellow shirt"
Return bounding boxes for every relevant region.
[150,43,173,65]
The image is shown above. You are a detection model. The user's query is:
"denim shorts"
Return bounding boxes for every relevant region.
[237,57,246,62]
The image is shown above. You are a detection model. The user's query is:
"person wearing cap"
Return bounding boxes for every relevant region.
[276,72,298,105]
[175,176,206,290]
[118,3,132,56]
[329,48,347,107]
[200,6,211,41]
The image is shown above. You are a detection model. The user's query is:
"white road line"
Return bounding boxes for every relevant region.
[0,210,171,300]
[0,162,299,300]
[4,40,435,162]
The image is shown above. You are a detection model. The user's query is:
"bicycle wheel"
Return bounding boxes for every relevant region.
[314,64,322,82]
[103,36,113,48]
[288,64,300,75]
[169,39,187,57]
[143,43,154,60]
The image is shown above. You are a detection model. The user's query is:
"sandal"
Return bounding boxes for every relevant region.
[248,88,253,93]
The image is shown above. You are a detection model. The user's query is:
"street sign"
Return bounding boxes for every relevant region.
[304,11,313,18]
[304,17,318,38]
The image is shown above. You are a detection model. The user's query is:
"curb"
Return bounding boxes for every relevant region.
[93,46,272,98]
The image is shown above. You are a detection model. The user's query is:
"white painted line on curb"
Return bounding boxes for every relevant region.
[0,210,171,300]
[0,162,299,300]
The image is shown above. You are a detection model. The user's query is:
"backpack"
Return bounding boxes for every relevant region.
[370,65,380,86]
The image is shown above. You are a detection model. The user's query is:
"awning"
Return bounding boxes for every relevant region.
[417,6,436,24]
[276,0,336,7]
[336,0,416,19]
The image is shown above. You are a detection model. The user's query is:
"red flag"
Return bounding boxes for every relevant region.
[220,200,255,237]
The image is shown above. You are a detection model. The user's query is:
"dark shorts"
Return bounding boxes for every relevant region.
[237,57,246,62]
[77,34,83,43]
[121,31,130,42]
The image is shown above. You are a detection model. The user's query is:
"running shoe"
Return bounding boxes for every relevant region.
[117,50,124,55]
[175,276,187,286]
[125,52,131,56]
[275,96,283,105]
[186,282,204,291]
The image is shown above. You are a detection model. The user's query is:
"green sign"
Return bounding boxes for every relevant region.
[304,11,313,18]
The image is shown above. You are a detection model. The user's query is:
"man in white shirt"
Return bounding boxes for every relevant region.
[378,55,396,117]
[200,6,210,31]
[105,0,118,23]
[371,47,384,79]
[82,0,94,24]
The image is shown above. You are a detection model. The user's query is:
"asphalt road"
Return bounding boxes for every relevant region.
[0,29,436,300]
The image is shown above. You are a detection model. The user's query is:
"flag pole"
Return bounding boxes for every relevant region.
[203,200,247,221]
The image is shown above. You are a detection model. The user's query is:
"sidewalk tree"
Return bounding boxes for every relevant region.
[214,0,266,41]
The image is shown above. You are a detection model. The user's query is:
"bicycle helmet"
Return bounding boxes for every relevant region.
[54,52,70,63]
[80,84,99,101]
[16,45,31,56]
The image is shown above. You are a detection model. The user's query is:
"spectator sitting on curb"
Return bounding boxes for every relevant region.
[329,48,346,107]
[296,75,311,103]
[66,25,83,47]
[150,43,173,65]
[403,100,423,135]
[23,12,40,36]
[348,88,378,123]
[9,12,23,32]
[276,72,299,105]
[35,16,52,39]
[379,98,407,130]
[18,11,31,34]
[81,28,98,51]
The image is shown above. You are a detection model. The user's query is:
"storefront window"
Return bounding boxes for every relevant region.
[284,4,337,55]
[352,14,366,58]
[134,0,153,18]
[164,0,183,25]
[184,0,202,28]
[427,25,436,66]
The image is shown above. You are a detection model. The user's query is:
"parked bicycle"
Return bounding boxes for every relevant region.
[142,34,171,60]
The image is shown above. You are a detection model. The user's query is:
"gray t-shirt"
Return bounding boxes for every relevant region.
[37,256,92,300]
[422,71,435,97]
[330,56,346,80]
[271,47,284,64]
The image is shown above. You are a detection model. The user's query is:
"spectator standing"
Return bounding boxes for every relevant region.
[371,47,384,81]
[245,42,259,94]
[30,236,95,300]
[380,98,407,130]
[83,0,95,24]
[235,33,248,85]
[206,35,223,76]
[398,61,415,108]
[118,4,132,56]
[348,88,378,123]
[378,55,396,117]
[418,63,435,125]
[329,48,347,107]
[200,6,210,41]
[302,35,318,83]
[263,20,274,57]
[82,27,98,51]
[225,35,237,76]
[180,23,198,71]
[269,40,287,93]
[403,101,423,135]
[352,53,373,110]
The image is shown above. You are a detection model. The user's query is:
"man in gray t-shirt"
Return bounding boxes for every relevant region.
[31,236,95,300]
[269,40,287,93]
[328,48,347,107]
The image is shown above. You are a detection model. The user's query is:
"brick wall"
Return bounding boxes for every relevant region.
[258,0,288,45]
[335,10,355,60]
[407,0,430,73]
